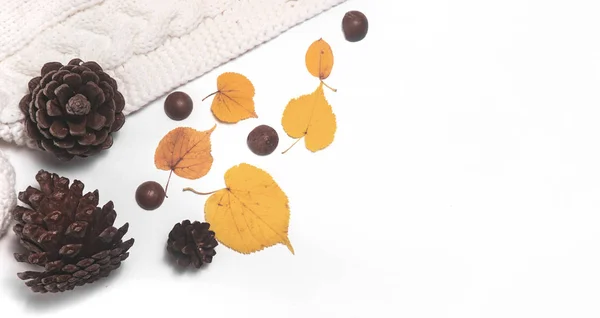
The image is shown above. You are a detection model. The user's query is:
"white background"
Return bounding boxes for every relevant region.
[2,0,600,316]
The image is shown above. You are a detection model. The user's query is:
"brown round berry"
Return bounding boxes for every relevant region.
[247,125,279,156]
[135,181,165,210]
[342,10,368,42]
[164,91,193,121]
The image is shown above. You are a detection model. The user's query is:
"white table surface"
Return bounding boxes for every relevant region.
[2,0,600,317]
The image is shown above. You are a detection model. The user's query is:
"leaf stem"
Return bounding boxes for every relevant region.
[321,80,337,92]
[281,137,303,154]
[202,91,218,101]
[164,170,173,198]
[182,187,223,195]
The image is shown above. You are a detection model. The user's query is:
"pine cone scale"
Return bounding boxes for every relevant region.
[64,73,83,88]
[41,62,63,75]
[47,100,62,116]
[40,72,55,88]
[14,253,28,262]
[45,260,63,271]
[17,271,40,280]
[67,118,87,136]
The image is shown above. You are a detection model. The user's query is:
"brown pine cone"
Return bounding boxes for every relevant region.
[11,170,134,293]
[166,220,217,268]
[19,58,126,161]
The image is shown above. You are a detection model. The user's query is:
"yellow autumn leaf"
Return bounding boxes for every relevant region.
[281,83,336,153]
[305,38,334,80]
[154,125,215,195]
[202,72,257,123]
[183,163,294,255]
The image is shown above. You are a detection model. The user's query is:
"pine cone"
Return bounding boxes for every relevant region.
[19,58,126,161]
[166,220,217,268]
[11,170,134,293]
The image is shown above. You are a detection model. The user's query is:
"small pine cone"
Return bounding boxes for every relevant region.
[11,170,134,293]
[166,220,217,268]
[19,58,126,160]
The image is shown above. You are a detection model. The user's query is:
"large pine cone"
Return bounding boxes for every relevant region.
[11,170,134,293]
[166,220,217,268]
[19,58,126,161]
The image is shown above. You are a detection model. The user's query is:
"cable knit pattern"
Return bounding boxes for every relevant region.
[0,0,102,61]
[0,150,16,239]
[0,0,346,148]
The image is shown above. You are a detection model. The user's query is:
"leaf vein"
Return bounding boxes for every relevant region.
[228,189,287,245]
[221,92,254,115]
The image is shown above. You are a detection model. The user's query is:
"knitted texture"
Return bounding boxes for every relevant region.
[0,0,346,148]
[0,0,103,61]
[0,150,16,238]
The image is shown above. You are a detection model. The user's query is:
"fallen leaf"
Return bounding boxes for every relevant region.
[202,72,257,123]
[281,83,336,153]
[183,163,294,255]
[154,125,216,195]
[305,38,334,81]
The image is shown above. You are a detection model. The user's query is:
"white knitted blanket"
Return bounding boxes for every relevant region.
[0,0,346,148]
[0,0,346,238]
[0,150,16,238]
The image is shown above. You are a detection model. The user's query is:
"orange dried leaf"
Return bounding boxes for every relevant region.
[281,83,336,153]
[154,125,216,182]
[186,163,294,255]
[203,72,257,123]
[305,38,334,80]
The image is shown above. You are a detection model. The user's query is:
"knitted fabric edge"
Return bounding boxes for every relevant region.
[0,149,16,239]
